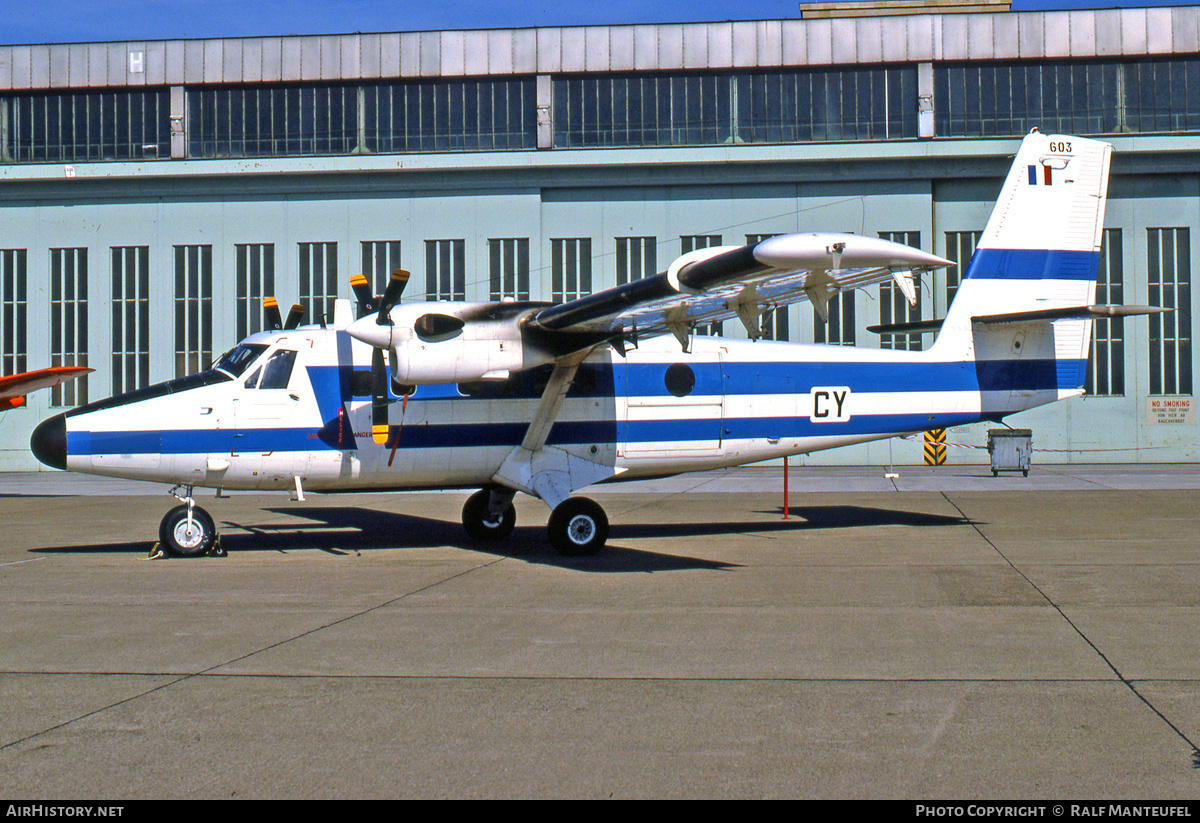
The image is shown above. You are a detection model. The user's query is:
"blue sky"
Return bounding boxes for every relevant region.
[4,0,1194,45]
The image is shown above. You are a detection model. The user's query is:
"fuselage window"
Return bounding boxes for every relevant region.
[348,370,373,398]
[664,363,696,397]
[572,366,597,395]
[258,349,298,389]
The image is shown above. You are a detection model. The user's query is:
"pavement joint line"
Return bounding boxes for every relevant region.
[1044,467,1113,491]
[0,555,508,753]
[2,671,1186,684]
[940,490,1200,766]
[605,468,734,519]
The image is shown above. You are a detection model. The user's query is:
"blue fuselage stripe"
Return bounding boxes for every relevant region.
[70,412,999,456]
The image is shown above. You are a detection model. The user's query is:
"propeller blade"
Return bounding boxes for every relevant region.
[284,303,306,330]
[349,274,377,318]
[376,269,411,325]
[264,297,283,331]
[371,347,389,445]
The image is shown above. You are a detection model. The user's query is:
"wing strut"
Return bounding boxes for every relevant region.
[491,349,624,509]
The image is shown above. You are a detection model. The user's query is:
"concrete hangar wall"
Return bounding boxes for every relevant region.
[0,6,1198,470]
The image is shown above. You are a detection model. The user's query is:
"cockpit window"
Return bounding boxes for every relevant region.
[214,344,268,378]
[258,349,297,389]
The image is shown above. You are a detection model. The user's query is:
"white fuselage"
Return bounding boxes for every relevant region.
[53,321,1059,495]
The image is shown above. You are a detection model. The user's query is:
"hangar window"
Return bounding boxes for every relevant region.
[299,242,338,325]
[615,237,657,286]
[1147,228,1192,397]
[362,241,403,301]
[235,244,276,340]
[489,238,530,301]
[877,232,923,352]
[553,67,916,149]
[551,238,592,302]
[943,231,982,308]
[111,246,151,396]
[815,293,855,348]
[363,78,536,153]
[755,305,788,343]
[174,245,213,378]
[1,249,27,377]
[3,89,170,163]
[934,58,1200,139]
[188,85,357,158]
[49,248,89,407]
[184,78,536,160]
[426,240,466,302]
[1086,230,1125,397]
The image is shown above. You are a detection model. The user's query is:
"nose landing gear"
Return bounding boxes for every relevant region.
[154,485,223,558]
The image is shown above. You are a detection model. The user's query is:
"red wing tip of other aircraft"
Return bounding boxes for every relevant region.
[0,367,94,410]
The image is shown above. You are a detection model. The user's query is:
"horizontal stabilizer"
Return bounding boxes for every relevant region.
[869,305,1166,336]
[866,318,945,335]
[972,304,1169,325]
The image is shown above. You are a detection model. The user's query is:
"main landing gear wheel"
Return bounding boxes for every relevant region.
[462,488,516,542]
[158,504,218,558]
[547,497,608,557]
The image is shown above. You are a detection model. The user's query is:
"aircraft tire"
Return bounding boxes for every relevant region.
[159,504,218,558]
[547,497,608,557]
[462,489,516,542]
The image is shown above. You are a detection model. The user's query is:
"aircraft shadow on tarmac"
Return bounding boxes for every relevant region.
[31,503,969,572]
[253,507,735,572]
[775,505,972,529]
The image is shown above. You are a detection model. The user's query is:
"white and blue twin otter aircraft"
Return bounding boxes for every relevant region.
[31,131,1157,557]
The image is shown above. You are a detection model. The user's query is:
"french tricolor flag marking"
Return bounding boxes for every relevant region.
[1027,164,1053,186]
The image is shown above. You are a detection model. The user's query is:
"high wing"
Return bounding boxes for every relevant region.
[0,366,92,410]
[527,232,954,349]
[347,231,954,387]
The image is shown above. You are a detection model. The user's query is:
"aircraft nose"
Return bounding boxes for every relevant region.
[30,413,67,470]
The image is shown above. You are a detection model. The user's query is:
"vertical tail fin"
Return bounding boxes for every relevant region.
[931,131,1113,409]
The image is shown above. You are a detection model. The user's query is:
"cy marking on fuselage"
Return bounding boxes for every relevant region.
[810,387,851,423]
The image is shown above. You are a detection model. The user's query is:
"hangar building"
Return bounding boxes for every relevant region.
[1,2,1198,469]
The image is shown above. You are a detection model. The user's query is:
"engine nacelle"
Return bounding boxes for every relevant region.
[392,333,526,384]
[349,302,551,385]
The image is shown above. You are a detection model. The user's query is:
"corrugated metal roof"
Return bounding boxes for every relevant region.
[0,9,1197,91]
